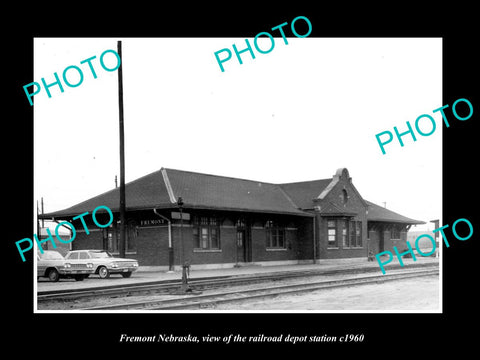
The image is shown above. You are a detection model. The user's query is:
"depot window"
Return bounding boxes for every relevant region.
[329,219,363,248]
[349,220,362,247]
[390,225,404,240]
[327,220,337,248]
[266,220,286,248]
[192,216,220,250]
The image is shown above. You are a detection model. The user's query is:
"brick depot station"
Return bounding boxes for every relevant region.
[41,168,424,270]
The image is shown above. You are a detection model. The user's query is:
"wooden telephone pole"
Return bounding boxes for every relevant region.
[117,40,126,258]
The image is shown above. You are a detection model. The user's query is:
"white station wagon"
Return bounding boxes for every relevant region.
[65,250,139,279]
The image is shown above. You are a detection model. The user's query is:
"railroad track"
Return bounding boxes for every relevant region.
[37,274,233,302]
[37,261,437,305]
[38,271,317,303]
[82,267,439,311]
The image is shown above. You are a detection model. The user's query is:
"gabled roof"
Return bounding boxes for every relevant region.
[42,168,312,218]
[42,169,173,218]
[365,200,424,225]
[41,167,424,225]
[278,179,332,209]
[162,168,310,216]
[316,202,358,217]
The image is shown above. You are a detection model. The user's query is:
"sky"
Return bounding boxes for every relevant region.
[34,37,442,231]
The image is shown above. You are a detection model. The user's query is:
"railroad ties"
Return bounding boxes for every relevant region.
[37,261,439,311]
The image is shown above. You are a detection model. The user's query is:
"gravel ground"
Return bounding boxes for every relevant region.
[213,275,440,311]
[37,270,439,311]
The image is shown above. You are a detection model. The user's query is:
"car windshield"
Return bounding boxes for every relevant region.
[89,251,113,258]
[39,251,64,260]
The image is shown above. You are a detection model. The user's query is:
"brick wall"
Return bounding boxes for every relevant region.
[72,229,103,250]
[315,169,368,259]
[296,217,315,261]
[178,224,237,266]
[383,230,408,253]
[66,209,318,267]
[251,228,299,262]
[70,217,169,266]
[136,226,169,266]
[368,230,380,254]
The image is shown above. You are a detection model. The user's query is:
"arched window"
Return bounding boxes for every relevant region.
[342,189,348,205]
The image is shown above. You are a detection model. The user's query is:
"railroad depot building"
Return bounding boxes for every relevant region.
[40,168,424,269]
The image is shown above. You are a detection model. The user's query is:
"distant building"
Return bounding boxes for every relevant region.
[40,167,424,269]
[37,225,72,256]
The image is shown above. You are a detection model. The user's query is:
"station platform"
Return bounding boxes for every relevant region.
[36,256,440,293]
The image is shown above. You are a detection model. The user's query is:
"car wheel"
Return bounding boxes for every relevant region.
[121,272,132,278]
[98,266,110,279]
[48,269,60,282]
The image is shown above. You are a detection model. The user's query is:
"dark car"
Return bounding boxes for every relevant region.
[37,250,94,282]
[64,250,139,279]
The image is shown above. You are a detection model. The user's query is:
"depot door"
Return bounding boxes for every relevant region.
[236,219,252,263]
[379,227,385,252]
[237,229,247,263]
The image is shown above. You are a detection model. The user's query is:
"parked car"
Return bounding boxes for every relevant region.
[64,250,139,279]
[37,250,94,282]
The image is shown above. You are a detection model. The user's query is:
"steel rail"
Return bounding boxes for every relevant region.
[37,271,315,302]
[37,261,438,303]
[37,274,232,301]
[81,268,439,311]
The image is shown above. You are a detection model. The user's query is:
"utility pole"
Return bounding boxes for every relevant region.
[177,197,191,293]
[36,200,40,245]
[430,219,440,258]
[117,40,126,258]
[41,197,44,228]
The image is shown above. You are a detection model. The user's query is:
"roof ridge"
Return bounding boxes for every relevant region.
[278,178,332,186]
[317,177,338,200]
[161,168,177,203]
[163,167,280,185]
[276,186,301,210]
[164,168,339,188]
